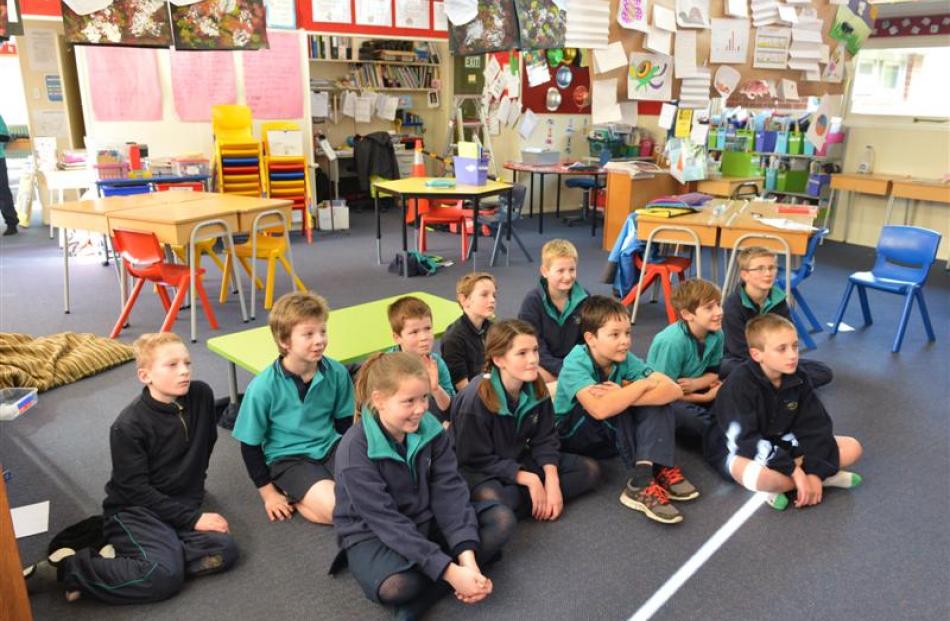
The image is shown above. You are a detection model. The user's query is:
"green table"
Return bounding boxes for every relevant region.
[206,291,460,403]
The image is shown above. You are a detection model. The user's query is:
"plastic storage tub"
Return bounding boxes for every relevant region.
[453,157,489,186]
[0,387,38,421]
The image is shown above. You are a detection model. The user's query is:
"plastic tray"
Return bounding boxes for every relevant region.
[0,387,38,421]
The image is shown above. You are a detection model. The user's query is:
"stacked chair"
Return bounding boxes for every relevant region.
[262,121,313,243]
[212,105,265,197]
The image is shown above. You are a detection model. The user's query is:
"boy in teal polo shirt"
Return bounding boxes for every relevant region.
[647,279,724,444]
[554,296,698,525]
[386,296,454,421]
[519,239,589,382]
[234,291,355,525]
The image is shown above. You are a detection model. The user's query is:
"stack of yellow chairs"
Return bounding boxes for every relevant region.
[212,105,265,197]
[262,121,313,243]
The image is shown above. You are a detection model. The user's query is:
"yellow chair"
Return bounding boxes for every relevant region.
[212,104,255,143]
[219,233,306,311]
[261,121,313,242]
[171,240,226,276]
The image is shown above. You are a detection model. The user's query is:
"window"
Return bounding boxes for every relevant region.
[849,46,950,117]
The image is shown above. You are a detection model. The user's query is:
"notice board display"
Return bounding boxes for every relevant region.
[298,0,448,40]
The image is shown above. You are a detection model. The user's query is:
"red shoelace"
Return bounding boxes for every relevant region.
[657,466,685,486]
[641,482,671,505]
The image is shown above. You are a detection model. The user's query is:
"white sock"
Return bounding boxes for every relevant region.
[822,470,862,489]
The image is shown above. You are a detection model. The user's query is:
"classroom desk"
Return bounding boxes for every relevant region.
[40,168,95,228]
[696,175,764,198]
[829,173,898,243]
[107,195,292,342]
[372,178,514,274]
[503,161,606,235]
[206,291,460,405]
[884,177,950,226]
[602,170,684,252]
[49,191,210,314]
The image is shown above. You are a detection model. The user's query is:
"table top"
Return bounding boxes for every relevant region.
[50,191,208,215]
[503,160,605,175]
[103,195,290,224]
[374,178,512,198]
[206,292,461,373]
[889,177,950,203]
[723,201,816,231]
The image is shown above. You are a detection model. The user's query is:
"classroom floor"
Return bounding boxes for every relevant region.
[1,205,947,621]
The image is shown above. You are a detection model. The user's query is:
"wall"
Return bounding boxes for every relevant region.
[834,35,950,262]
[0,55,29,125]
[74,30,312,162]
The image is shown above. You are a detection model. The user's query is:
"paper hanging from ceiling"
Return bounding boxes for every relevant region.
[593,41,629,74]
[627,52,673,101]
[449,0,519,55]
[444,0,478,24]
[171,0,268,50]
[64,0,172,46]
[725,0,747,18]
[514,0,566,50]
[565,0,610,49]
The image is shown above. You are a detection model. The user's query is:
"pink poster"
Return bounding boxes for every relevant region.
[242,30,303,119]
[170,50,237,121]
[86,46,163,121]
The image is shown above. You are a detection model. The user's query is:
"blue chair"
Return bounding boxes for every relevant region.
[777,228,828,350]
[565,148,611,235]
[830,225,941,353]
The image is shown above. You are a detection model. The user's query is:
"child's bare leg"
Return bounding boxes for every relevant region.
[836,436,863,468]
[295,480,335,524]
[729,456,795,493]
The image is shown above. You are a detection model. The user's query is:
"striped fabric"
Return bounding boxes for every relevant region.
[0,332,134,392]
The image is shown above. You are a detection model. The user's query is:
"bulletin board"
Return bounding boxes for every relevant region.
[298,0,449,40]
[601,0,848,111]
[522,59,591,114]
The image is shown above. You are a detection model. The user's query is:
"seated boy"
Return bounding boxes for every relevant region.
[233,291,355,524]
[387,295,455,421]
[721,247,833,387]
[441,272,497,390]
[705,314,863,511]
[554,295,698,525]
[25,333,238,604]
[518,239,590,383]
[647,279,724,443]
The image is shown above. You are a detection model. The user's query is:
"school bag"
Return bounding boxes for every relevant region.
[387,251,445,277]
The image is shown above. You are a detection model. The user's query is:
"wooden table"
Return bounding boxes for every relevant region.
[503,160,609,235]
[885,177,950,226]
[49,191,209,314]
[207,291,460,406]
[602,169,683,252]
[108,194,293,341]
[829,173,898,243]
[372,178,514,274]
[696,175,764,198]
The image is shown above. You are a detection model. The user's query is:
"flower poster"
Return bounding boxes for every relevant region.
[62,0,173,47]
[171,0,268,50]
[627,52,672,101]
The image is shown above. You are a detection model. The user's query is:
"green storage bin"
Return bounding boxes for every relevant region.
[707,131,718,150]
[787,132,804,155]
[776,170,809,193]
[721,150,763,177]
[735,129,755,152]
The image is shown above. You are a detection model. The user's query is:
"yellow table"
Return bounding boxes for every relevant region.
[885,177,950,226]
[372,178,514,273]
[829,173,898,242]
[108,194,293,342]
[49,191,209,314]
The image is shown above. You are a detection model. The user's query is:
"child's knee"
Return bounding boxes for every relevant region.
[218,535,240,570]
[580,456,603,484]
[149,563,186,601]
[298,481,336,523]
[837,436,863,465]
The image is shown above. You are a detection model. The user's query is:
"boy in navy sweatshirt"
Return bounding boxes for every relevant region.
[518,239,589,382]
[333,352,514,618]
[720,246,832,387]
[441,272,497,390]
[705,314,863,511]
[25,333,238,604]
[647,279,724,443]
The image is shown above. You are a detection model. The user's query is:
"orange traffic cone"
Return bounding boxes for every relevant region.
[406,139,430,223]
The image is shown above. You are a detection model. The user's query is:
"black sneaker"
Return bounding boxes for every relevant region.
[655,466,700,501]
[3,225,17,236]
[620,480,683,524]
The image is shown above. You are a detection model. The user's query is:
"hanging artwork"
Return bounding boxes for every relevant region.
[675,0,710,29]
[830,0,877,55]
[514,0,565,50]
[171,0,268,50]
[449,0,519,55]
[627,52,672,101]
[617,0,649,32]
[63,0,173,47]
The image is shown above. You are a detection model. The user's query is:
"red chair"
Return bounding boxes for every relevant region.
[620,253,693,324]
[110,229,219,339]
[417,201,472,260]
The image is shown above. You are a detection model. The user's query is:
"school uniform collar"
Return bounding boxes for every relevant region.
[747,359,804,392]
[487,368,547,425]
[139,386,184,415]
[583,344,619,384]
[273,357,327,400]
[361,406,443,474]
[539,279,588,327]
[460,313,491,337]
[739,286,785,315]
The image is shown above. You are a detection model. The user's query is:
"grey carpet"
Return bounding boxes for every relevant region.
[1,206,947,621]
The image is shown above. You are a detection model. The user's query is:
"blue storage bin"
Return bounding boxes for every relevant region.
[803,140,815,156]
[765,169,778,191]
[775,132,789,154]
[454,157,489,186]
[755,130,778,153]
[807,173,831,197]
[716,127,727,150]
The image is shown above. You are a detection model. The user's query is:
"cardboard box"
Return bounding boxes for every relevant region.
[317,200,349,230]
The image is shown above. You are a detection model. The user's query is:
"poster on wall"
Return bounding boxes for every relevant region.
[830,0,877,55]
[63,0,173,47]
[617,0,650,32]
[709,17,749,64]
[311,0,350,23]
[170,49,236,121]
[84,46,163,120]
[263,0,295,29]
[449,0,519,55]
[627,52,672,101]
[513,0,565,51]
[242,30,302,119]
[395,0,429,29]
[171,0,268,50]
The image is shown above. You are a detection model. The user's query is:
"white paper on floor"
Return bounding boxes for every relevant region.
[827,322,855,332]
[12,500,50,539]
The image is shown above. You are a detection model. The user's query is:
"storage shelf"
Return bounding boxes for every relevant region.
[709,149,836,160]
[310,58,440,67]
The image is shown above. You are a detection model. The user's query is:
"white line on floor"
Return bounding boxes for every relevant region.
[627,492,768,621]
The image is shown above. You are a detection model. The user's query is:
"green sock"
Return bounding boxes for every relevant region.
[822,470,862,489]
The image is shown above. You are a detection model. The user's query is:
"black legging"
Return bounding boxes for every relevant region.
[469,453,602,519]
[376,504,516,612]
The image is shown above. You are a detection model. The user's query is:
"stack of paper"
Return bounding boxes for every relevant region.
[788,23,822,74]
[750,0,779,27]
[679,67,712,109]
[566,0,611,49]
